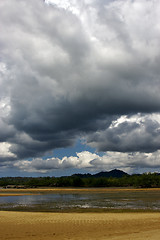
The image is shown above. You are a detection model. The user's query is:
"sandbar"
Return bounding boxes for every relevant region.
[1,187,160,196]
[0,211,160,240]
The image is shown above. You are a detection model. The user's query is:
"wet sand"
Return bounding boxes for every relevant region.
[0,211,160,240]
[1,187,160,196]
[0,193,39,197]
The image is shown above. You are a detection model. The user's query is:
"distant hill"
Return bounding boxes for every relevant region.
[93,169,128,178]
[72,169,128,178]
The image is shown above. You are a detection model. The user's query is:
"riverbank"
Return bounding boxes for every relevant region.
[0,211,160,240]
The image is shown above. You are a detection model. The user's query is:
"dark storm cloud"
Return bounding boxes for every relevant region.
[0,119,15,142]
[9,130,76,159]
[0,0,160,166]
[86,115,160,152]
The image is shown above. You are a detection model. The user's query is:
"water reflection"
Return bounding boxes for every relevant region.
[0,190,160,211]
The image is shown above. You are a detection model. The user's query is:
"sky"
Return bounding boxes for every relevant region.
[0,0,160,177]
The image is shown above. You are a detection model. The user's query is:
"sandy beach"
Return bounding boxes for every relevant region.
[0,211,160,240]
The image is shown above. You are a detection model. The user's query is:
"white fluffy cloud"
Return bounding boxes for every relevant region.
[14,151,94,173]
[13,150,160,174]
[0,142,16,159]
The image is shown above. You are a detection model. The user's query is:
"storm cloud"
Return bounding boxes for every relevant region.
[0,0,160,174]
[86,114,160,153]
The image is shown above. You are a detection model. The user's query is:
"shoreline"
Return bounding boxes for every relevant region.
[1,186,160,194]
[0,211,160,240]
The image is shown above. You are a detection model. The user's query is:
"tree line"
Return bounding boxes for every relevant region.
[1,173,160,188]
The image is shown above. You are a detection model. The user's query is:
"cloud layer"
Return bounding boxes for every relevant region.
[14,150,160,174]
[0,0,160,174]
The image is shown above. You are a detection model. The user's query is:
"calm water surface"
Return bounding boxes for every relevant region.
[0,190,160,211]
